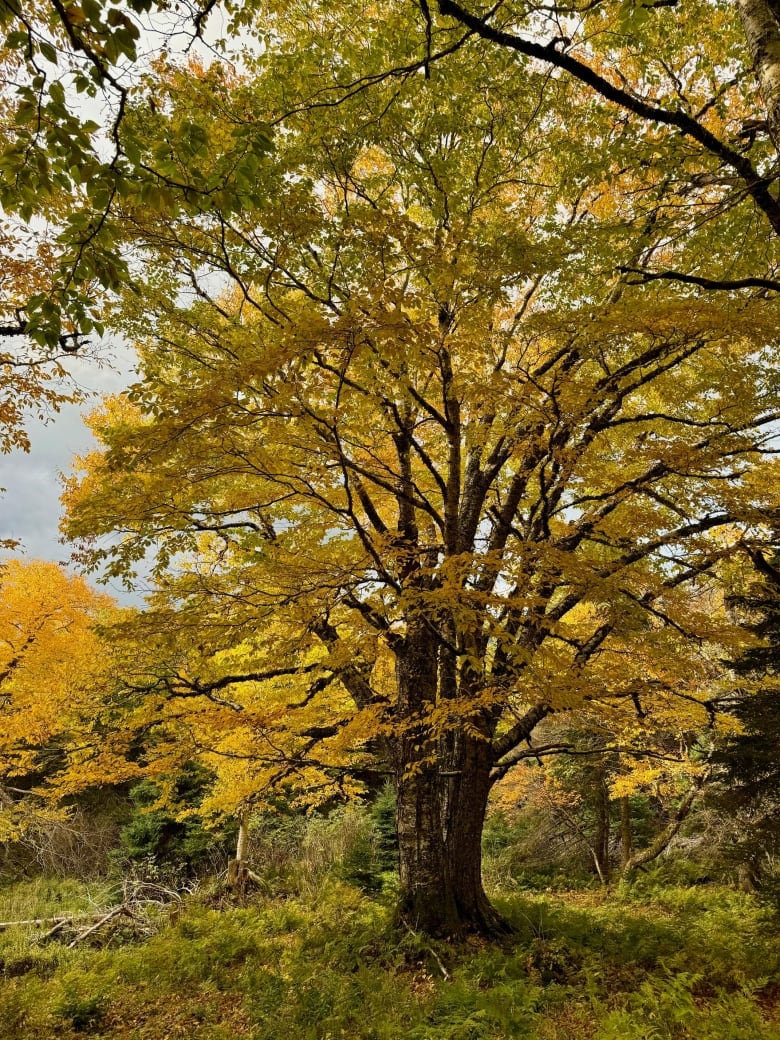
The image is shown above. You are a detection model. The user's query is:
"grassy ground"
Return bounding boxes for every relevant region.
[0,874,777,1039]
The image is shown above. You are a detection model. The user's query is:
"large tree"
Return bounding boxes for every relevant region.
[61,6,780,935]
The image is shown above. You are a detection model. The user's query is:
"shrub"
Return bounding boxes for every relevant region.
[118,763,235,876]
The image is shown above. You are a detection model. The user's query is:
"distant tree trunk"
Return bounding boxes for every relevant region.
[620,795,634,871]
[227,810,249,891]
[593,765,611,883]
[737,861,759,892]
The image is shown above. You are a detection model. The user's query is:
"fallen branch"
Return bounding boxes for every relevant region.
[67,905,127,948]
[0,911,107,932]
[621,778,706,875]
[400,917,451,981]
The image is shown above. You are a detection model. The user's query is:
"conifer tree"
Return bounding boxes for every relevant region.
[716,548,780,878]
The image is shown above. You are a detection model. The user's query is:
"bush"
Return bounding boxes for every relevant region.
[118,763,235,876]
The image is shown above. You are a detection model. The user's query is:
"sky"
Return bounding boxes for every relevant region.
[0,340,146,603]
[0,5,238,603]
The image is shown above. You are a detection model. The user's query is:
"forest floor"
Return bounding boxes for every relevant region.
[0,874,778,1039]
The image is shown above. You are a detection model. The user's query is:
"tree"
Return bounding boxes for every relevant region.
[0,327,81,476]
[0,0,242,345]
[488,697,716,883]
[4,0,779,341]
[60,4,780,935]
[0,1,276,510]
[713,545,780,884]
[0,558,114,838]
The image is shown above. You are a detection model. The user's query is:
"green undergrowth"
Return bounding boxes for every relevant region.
[0,877,777,1039]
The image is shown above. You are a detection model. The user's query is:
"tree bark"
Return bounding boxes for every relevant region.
[444,734,512,936]
[593,764,611,883]
[395,737,510,937]
[227,810,249,891]
[391,622,510,937]
[738,0,780,148]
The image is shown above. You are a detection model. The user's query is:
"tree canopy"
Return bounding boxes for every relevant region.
[1,0,779,465]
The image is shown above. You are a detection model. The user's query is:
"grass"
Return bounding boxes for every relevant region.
[0,874,777,1039]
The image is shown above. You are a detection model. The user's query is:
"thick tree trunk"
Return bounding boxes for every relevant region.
[444,736,512,936]
[395,761,459,935]
[395,741,510,937]
[738,0,780,148]
[392,622,509,938]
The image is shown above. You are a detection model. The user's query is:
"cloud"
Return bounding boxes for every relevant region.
[0,341,145,602]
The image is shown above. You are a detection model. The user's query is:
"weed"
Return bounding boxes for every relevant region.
[54,988,108,1034]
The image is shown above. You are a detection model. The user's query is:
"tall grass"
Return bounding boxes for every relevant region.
[0,809,776,1039]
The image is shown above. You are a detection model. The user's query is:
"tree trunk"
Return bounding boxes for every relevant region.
[227,810,249,891]
[395,759,458,935]
[395,739,509,937]
[445,735,512,936]
[391,623,509,938]
[593,765,611,883]
[738,0,780,148]
[620,795,633,871]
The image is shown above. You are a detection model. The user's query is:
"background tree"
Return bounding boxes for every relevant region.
[0,1,275,515]
[488,697,716,885]
[0,0,241,345]
[713,545,780,887]
[0,558,114,840]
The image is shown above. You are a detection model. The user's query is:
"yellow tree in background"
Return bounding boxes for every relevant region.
[0,558,114,837]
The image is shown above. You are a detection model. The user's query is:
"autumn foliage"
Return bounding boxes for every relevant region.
[0,559,114,838]
[0,0,778,936]
[54,2,780,935]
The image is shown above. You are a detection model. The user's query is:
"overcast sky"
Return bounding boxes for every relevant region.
[0,9,242,604]
[0,341,146,602]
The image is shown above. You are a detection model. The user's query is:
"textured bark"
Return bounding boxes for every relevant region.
[395,763,460,935]
[738,0,780,148]
[395,742,510,937]
[392,622,510,937]
[443,735,512,936]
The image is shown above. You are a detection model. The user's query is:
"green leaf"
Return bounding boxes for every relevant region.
[4,30,29,49]
[38,40,58,64]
